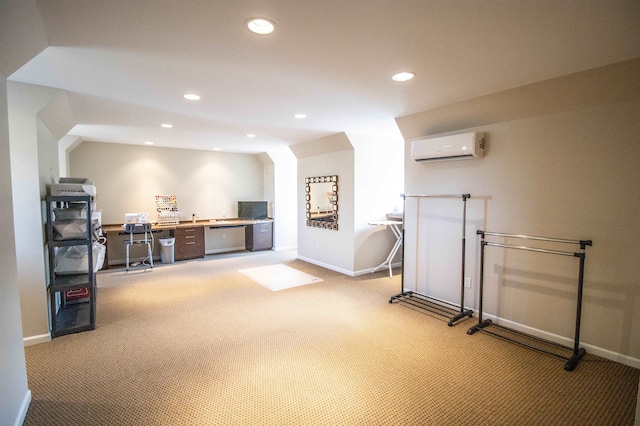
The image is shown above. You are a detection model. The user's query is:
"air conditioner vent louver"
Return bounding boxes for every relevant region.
[411,132,486,163]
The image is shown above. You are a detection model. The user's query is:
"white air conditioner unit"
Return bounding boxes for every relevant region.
[411,132,486,162]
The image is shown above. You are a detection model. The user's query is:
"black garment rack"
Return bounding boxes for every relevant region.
[389,193,474,326]
[467,231,592,371]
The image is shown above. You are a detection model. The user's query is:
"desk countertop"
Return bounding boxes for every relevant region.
[103,218,273,233]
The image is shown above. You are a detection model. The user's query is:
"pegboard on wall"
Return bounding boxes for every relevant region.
[155,195,182,225]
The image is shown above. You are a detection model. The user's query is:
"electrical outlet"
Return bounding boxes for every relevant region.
[464,277,472,288]
[222,233,227,239]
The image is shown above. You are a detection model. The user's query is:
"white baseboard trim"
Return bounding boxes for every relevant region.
[581,343,640,370]
[296,255,354,276]
[205,246,246,255]
[23,333,50,346]
[353,261,402,277]
[14,390,31,426]
[273,244,297,251]
[297,256,403,278]
[476,312,640,369]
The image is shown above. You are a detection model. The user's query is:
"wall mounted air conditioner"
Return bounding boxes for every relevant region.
[411,132,486,162]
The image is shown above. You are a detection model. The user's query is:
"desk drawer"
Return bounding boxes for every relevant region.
[174,227,205,260]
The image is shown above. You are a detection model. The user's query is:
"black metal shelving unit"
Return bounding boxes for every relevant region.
[45,194,96,337]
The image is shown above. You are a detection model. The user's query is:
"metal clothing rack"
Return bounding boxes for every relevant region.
[389,193,474,326]
[467,231,592,371]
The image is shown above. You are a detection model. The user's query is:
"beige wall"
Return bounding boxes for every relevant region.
[69,142,267,226]
[293,132,404,276]
[295,134,356,274]
[349,132,404,272]
[398,59,640,365]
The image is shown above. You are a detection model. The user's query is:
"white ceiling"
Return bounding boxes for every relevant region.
[9,0,640,154]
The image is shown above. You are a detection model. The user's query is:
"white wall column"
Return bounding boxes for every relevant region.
[0,72,31,426]
[8,82,63,342]
[267,149,297,251]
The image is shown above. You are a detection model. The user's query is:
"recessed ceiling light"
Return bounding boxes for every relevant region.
[246,18,276,35]
[392,72,415,82]
[246,133,257,138]
[160,123,173,128]
[183,93,200,101]
[144,141,154,145]
[294,113,307,119]
[213,148,221,151]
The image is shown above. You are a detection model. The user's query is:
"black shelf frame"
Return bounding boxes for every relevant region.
[51,297,96,337]
[48,273,94,292]
[45,194,97,338]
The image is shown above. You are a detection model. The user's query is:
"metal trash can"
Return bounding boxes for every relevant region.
[159,238,175,264]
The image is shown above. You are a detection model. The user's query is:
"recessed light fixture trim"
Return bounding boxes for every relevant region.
[247,133,257,138]
[294,113,307,119]
[144,141,154,145]
[392,72,415,82]
[183,93,201,101]
[246,17,276,35]
[160,123,173,128]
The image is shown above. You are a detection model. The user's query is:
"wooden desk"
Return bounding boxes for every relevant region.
[102,219,273,267]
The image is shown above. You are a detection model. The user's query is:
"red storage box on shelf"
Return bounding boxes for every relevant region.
[64,288,90,304]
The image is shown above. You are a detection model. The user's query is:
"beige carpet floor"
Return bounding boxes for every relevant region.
[23,250,639,425]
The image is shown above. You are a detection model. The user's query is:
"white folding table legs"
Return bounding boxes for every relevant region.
[369,221,403,278]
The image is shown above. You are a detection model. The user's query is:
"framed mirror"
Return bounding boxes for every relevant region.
[305,175,338,230]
